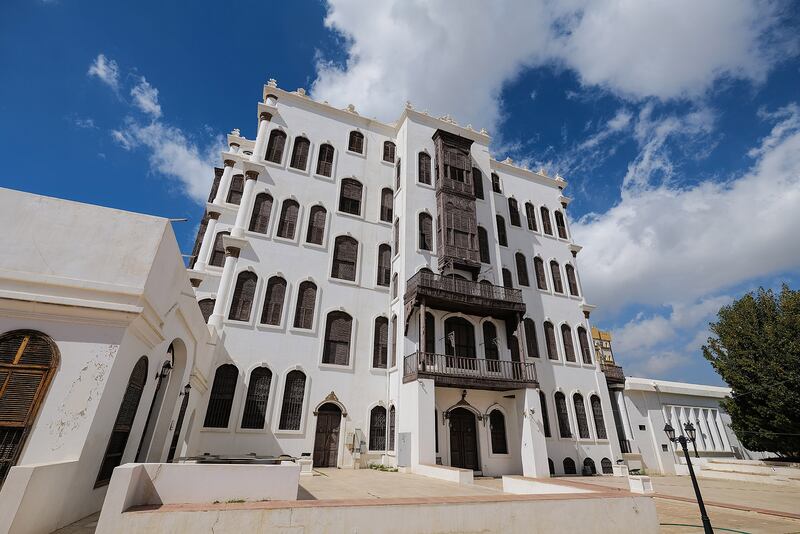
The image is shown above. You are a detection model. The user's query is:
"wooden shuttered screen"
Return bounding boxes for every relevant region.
[444,317,476,358]
[566,265,579,296]
[290,137,310,170]
[591,395,607,439]
[316,144,334,177]
[489,410,508,454]
[377,244,391,286]
[491,173,501,193]
[555,210,568,239]
[331,236,358,281]
[477,227,490,263]
[293,282,317,329]
[338,179,362,215]
[198,298,215,323]
[554,392,571,438]
[393,220,399,254]
[508,198,521,227]
[260,276,286,325]
[369,406,387,450]
[540,206,553,235]
[306,206,327,245]
[241,367,272,429]
[578,327,592,364]
[534,257,547,290]
[383,141,396,163]
[249,193,273,234]
[418,153,431,184]
[322,312,353,365]
[525,203,537,231]
[550,261,564,293]
[544,321,558,360]
[524,318,540,358]
[277,200,300,239]
[209,231,229,267]
[574,394,590,439]
[227,174,244,205]
[228,271,257,321]
[380,188,393,222]
[472,167,484,199]
[418,213,433,251]
[539,391,551,438]
[0,331,58,487]
[203,364,238,428]
[373,317,388,368]
[496,215,507,246]
[278,370,306,430]
[265,130,286,163]
[389,406,396,450]
[515,253,529,286]
[562,324,576,362]
[483,322,499,360]
[96,356,147,486]
[502,268,513,288]
[348,131,364,153]
[443,147,469,183]
[395,159,401,189]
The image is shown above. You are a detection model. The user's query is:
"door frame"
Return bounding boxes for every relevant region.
[447,407,481,472]
[313,402,344,468]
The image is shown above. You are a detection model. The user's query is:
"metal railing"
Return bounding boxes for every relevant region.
[403,351,537,385]
[619,439,632,454]
[405,271,523,305]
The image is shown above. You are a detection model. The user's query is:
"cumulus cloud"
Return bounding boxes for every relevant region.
[130,77,162,118]
[87,54,120,91]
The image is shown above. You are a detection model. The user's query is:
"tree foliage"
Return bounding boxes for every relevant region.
[703,285,800,458]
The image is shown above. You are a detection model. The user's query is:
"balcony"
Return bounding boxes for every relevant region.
[437,177,474,197]
[600,361,625,384]
[403,351,538,391]
[404,271,526,319]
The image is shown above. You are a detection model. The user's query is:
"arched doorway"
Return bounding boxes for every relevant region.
[448,407,479,471]
[313,403,342,468]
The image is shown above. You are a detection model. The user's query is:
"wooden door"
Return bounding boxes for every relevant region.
[313,404,341,468]
[449,408,479,471]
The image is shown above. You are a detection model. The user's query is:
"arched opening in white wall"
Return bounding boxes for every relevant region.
[313,402,342,468]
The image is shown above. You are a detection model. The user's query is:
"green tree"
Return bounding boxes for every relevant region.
[703,285,800,458]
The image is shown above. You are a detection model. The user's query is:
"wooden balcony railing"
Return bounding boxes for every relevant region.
[600,361,625,383]
[404,271,525,318]
[403,351,538,391]
[437,177,474,197]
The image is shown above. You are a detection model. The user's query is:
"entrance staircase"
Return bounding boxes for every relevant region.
[697,458,800,487]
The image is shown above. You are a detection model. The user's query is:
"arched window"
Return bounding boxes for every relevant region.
[483,322,499,361]
[390,315,397,367]
[331,236,358,281]
[563,457,577,475]
[472,167,484,199]
[393,219,399,253]
[391,273,398,299]
[524,318,540,358]
[380,188,393,222]
[496,215,507,246]
[515,252,529,286]
[241,367,272,429]
[209,231,229,267]
[278,370,306,430]
[573,393,590,439]
[322,311,352,365]
[389,406,396,450]
[477,227,490,263]
[550,261,564,293]
[277,199,300,239]
[561,324,576,362]
[539,391,551,438]
[265,130,287,163]
[290,137,310,170]
[316,143,334,177]
[260,276,286,325]
[227,174,244,204]
[395,159,401,190]
[525,202,537,231]
[96,356,147,486]
[339,178,363,215]
[228,271,257,321]
[534,257,547,290]
[565,264,579,296]
[376,244,391,287]
[444,317,476,358]
[383,141,396,163]
[203,364,238,428]
[489,410,508,454]
[306,205,327,245]
[424,311,436,353]
[578,327,592,364]
[601,458,613,474]
[369,406,387,450]
[249,193,273,234]
[418,213,433,251]
[198,298,215,323]
[540,206,553,235]
[583,457,597,475]
[373,317,388,369]
[418,152,431,184]
[591,395,608,439]
[491,172,501,193]
[502,268,513,288]
[508,198,521,227]
[293,281,316,329]
[348,131,364,153]
[555,210,568,239]
[544,321,558,360]
[548,458,555,475]
[555,392,571,438]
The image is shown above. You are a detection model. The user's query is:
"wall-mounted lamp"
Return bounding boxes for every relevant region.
[181,383,191,396]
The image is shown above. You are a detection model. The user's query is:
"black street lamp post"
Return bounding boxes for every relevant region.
[664,422,713,533]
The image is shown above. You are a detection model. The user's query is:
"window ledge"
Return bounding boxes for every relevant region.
[328,276,360,287]
[416,181,435,190]
[346,149,366,158]
[263,159,285,170]
[313,172,335,182]
[319,362,355,372]
[256,323,285,332]
[273,235,300,246]
[336,210,366,221]
[302,241,328,251]
[200,427,232,433]
[287,165,310,176]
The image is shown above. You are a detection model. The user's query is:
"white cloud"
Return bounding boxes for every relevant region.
[130,77,162,118]
[87,54,120,92]
[73,117,97,129]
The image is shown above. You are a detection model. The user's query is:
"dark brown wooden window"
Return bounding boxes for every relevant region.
[539,391,551,438]
[418,152,431,184]
[277,199,300,239]
[373,317,388,368]
[540,206,553,235]
[376,244,391,286]
[316,143,334,177]
[425,312,436,353]
[391,273,398,299]
[555,392,571,438]
[561,324,576,362]
[550,261,564,293]
[418,213,433,251]
[496,215,507,246]
[489,410,508,454]
[389,406,396,450]
[472,167,484,199]
[508,198,521,227]
[563,457,576,474]
[515,252,529,286]
[591,395,607,439]
[524,318,540,358]
[544,321,558,360]
[290,137,310,170]
[380,188,393,222]
[348,131,364,153]
[534,257,547,290]
[601,457,613,474]
[227,174,244,204]
[331,236,358,281]
[555,210,568,239]
[443,147,469,183]
[525,202,537,231]
[198,298,215,323]
[393,219,399,253]
[574,393,590,438]
[369,406,387,450]
[293,281,317,329]
[306,205,327,245]
[577,327,592,364]
[260,276,286,325]
[249,193,273,234]
[566,264,579,296]
[95,356,147,486]
[395,159,401,189]
[278,370,305,430]
[383,141,395,163]
[203,364,238,428]
[241,367,272,429]
[491,173,501,193]
[444,317,476,358]
[322,311,352,365]
[228,271,257,321]
[209,231,229,267]
[390,315,397,367]
[477,227,490,263]
[483,322,499,360]
[502,268,513,288]
[339,178,363,215]
[265,130,287,163]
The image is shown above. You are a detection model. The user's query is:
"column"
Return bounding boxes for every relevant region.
[213,159,236,205]
[399,378,435,467]
[193,211,220,271]
[251,112,271,163]
[516,313,529,360]
[518,388,550,477]
[696,408,713,452]
[231,170,259,238]
[419,300,427,352]
[714,410,732,451]
[689,408,707,451]
[705,409,723,451]
[208,245,240,329]
[616,390,633,441]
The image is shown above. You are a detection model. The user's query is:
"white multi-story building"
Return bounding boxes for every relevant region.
[187,81,620,478]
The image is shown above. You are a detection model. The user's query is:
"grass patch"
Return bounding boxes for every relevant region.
[368,463,398,472]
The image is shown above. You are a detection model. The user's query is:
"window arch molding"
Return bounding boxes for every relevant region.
[347,130,366,155]
[259,274,289,327]
[560,321,577,363]
[228,268,259,323]
[318,307,357,368]
[371,314,390,369]
[417,209,435,253]
[478,317,503,360]
[237,363,276,431]
[314,141,336,179]
[203,363,240,429]
[265,128,288,165]
[273,365,311,434]
[337,177,365,218]
[330,234,360,283]
[290,277,319,331]
[275,196,302,241]
[484,404,510,456]
[288,135,312,173]
[417,150,433,186]
[553,389,573,439]
[248,189,275,235]
[366,401,389,452]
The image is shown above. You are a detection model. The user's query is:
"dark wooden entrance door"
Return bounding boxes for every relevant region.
[449,408,479,471]
[313,403,341,468]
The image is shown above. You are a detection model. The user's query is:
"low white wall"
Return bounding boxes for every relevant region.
[502,476,595,495]
[412,463,474,485]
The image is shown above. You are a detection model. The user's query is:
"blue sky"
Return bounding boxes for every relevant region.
[2,0,799,385]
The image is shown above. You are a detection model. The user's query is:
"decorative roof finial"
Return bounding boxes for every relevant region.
[346,104,358,114]
[480,128,488,135]
[231,128,241,137]
[405,101,413,110]
[296,87,307,96]
[267,78,277,88]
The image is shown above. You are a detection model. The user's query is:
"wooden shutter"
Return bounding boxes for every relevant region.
[539,391,551,438]
[540,206,553,235]
[323,312,352,365]
[526,203,537,231]
[491,173,501,193]
[534,257,547,290]
[278,371,305,430]
[478,227,490,263]
[277,200,299,239]
[544,322,558,360]
[425,313,436,354]
[574,394,590,438]
[524,319,540,358]
[419,213,433,251]
[502,268,513,288]
[472,168,483,199]
[395,159,401,189]
[203,364,238,428]
[260,276,286,325]
[209,231,229,267]
[339,179,362,215]
[198,298,215,323]
[306,206,326,244]
[515,253,529,286]
[496,215,507,246]
[266,130,286,163]
[316,144,334,177]
[562,324,576,362]
[483,323,499,360]
[227,174,244,205]
[389,406,396,450]
[391,273,398,299]
[348,131,364,153]
[331,236,358,281]
[293,282,317,329]
[550,261,564,293]
[249,193,273,233]
[393,220,399,254]
[555,211,568,239]
[377,244,391,286]
[578,327,592,364]
[290,137,310,169]
[379,188,393,222]
[241,367,272,429]
[373,317,388,368]
[591,396,607,439]
[489,411,508,454]
[189,213,209,268]
[418,153,431,184]
[228,271,257,321]
[383,141,395,163]
[555,392,571,438]
[369,406,386,450]
[566,265,579,296]
[508,199,521,226]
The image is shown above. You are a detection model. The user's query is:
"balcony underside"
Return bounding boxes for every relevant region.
[403,352,538,391]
